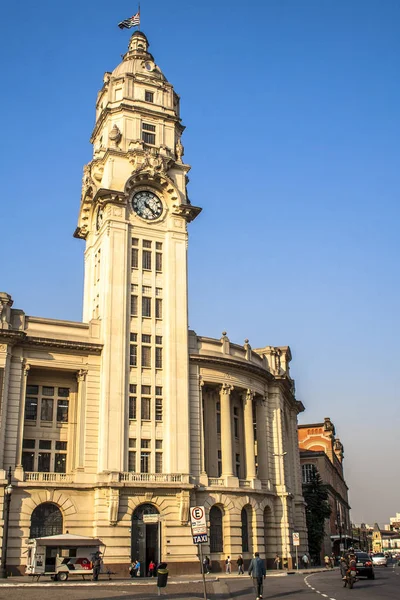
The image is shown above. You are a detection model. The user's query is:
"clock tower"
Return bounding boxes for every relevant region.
[75,31,201,476]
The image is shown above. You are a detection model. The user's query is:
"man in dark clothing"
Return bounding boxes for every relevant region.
[248,552,266,600]
[92,551,102,581]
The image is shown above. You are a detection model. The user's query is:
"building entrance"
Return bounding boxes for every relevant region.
[131,504,160,576]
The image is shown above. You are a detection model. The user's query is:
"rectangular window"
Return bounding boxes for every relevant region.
[130,333,137,342]
[143,240,152,248]
[155,347,163,369]
[129,396,137,419]
[155,399,163,421]
[155,298,162,319]
[155,452,163,473]
[142,286,152,295]
[236,453,241,478]
[41,398,54,422]
[142,123,156,146]
[155,287,162,296]
[155,440,162,449]
[58,388,70,398]
[128,451,136,472]
[132,237,139,246]
[26,385,39,395]
[130,344,137,367]
[145,90,154,103]
[57,400,69,423]
[131,248,139,269]
[141,385,151,394]
[142,334,151,343]
[25,397,38,421]
[217,450,222,477]
[129,438,136,448]
[155,336,162,345]
[141,398,151,420]
[130,384,137,393]
[54,454,67,473]
[216,401,221,435]
[22,452,34,471]
[142,250,152,270]
[55,441,67,451]
[155,252,162,272]
[142,297,151,318]
[39,440,52,450]
[23,439,35,449]
[155,386,162,396]
[234,407,239,438]
[131,295,138,316]
[131,284,139,293]
[38,452,51,472]
[141,346,151,368]
[140,451,151,473]
[42,386,54,396]
[156,242,162,250]
[141,439,151,448]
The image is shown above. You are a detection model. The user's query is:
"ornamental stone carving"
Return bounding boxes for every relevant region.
[109,124,122,149]
[0,293,13,329]
[108,488,120,526]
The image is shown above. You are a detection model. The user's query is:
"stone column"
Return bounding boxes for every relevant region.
[220,383,236,484]
[75,369,88,472]
[199,377,208,484]
[15,361,30,476]
[256,395,269,484]
[242,389,256,481]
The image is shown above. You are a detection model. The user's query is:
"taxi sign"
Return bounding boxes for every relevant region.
[193,533,208,544]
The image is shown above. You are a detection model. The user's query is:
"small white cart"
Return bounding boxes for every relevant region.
[25,533,105,581]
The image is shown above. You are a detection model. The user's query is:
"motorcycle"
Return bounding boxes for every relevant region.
[343,568,357,589]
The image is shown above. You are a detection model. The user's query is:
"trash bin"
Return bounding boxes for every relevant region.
[157,563,168,588]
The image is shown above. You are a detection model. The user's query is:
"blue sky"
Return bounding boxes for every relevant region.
[1,1,399,525]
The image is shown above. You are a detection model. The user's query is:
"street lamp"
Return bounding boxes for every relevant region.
[0,467,13,579]
[273,452,288,568]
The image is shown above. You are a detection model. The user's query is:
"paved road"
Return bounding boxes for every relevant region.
[0,567,398,599]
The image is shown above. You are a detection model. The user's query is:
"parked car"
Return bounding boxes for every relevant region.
[354,551,375,579]
[371,552,387,567]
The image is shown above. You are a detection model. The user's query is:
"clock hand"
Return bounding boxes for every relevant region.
[144,200,155,215]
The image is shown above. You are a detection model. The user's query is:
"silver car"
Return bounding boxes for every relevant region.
[371,553,388,567]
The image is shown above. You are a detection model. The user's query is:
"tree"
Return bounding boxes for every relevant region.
[303,470,332,565]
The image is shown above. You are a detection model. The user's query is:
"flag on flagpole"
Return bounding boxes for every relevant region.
[118,12,140,29]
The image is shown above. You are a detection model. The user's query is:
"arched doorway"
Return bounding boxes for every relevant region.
[209,505,223,553]
[131,504,160,576]
[30,502,63,538]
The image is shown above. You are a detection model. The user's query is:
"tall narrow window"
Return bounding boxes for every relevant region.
[241,508,249,553]
[57,399,69,423]
[210,506,223,553]
[131,295,138,316]
[155,452,163,473]
[155,398,163,421]
[216,401,221,435]
[217,450,222,477]
[141,397,151,420]
[131,248,139,269]
[234,406,239,438]
[142,122,156,145]
[130,344,137,367]
[129,439,136,471]
[155,298,162,319]
[140,451,150,473]
[41,398,53,422]
[129,389,137,419]
[141,346,151,368]
[25,397,38,421]
[142,250,152,270]
[155,347,163,369]
[142,297,151,318]
[236,453,241,478]
[155,252,162,272]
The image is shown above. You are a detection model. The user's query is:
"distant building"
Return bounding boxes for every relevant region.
[298,417,351,557]
[388,513,400,531]
[372,523,400,553]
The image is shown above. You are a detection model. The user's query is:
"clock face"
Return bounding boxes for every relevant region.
[96,207,104,231]
[132,191,163,220]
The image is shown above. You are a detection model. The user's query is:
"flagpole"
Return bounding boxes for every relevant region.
[138,2,141,31]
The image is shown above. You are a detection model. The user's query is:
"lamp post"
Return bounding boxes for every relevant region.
[0,467,13,579]
[273,451,288,569]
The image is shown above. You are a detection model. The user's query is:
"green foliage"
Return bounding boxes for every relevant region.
[303,470,332,564]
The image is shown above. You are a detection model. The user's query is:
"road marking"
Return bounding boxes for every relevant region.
[304,573,337,600]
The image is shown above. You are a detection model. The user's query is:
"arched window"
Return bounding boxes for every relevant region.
[302,463,317,484]
[30,503,63,538]
[241,507,249,552]
[132,503,159,520]
[209,506,223,553]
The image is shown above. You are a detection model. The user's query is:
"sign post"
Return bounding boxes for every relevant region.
[190,506,208,600]
[293,532,300,570]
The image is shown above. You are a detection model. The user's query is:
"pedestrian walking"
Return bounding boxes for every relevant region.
[274,554,281,570]
[248,551,266,600]
[302,553,309,568]
[237,554,244,574]
[324,555,330,569]
[92,551,102,581]
[203,555,210,574]
[225,555,231,574]
[148,559,156,577]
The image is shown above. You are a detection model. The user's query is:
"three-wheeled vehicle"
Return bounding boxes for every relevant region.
[25,533,105,581]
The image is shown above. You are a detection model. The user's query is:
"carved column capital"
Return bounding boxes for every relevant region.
[23,361,31,376]
[242,388,255,405]
[76,369,88,383]
[220,383,234,395]
[199,375,204,390]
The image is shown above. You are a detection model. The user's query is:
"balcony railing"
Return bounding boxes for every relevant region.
[208,477,225,486]
[25,472,73,483]
[119,473,188,483]
[239,479,251,488]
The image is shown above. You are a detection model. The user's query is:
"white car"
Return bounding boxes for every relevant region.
[371,553,387,567]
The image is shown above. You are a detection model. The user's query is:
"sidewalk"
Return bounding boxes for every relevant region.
[0,567,329,586]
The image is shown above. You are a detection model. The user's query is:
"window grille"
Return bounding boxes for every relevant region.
[155,347,163,369]
[142,250,152,270]
[155,399,163,421]
[130,345,137,367]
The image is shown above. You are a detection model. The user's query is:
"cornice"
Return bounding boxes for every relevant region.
[24,336,103,355]
[189,353,274,382]
[0,330,25,346]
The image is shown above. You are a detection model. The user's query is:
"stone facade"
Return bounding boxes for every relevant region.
[0,31,307,575]
[298,418,351,558]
